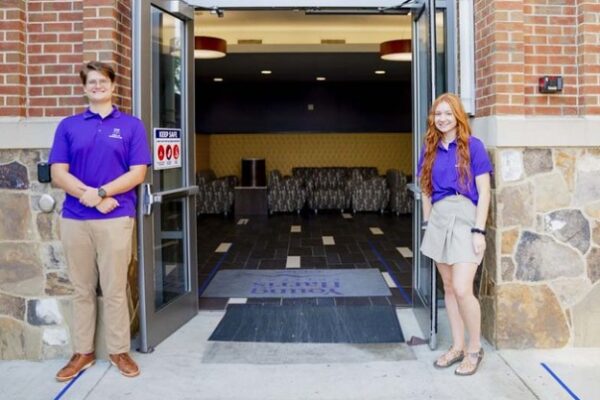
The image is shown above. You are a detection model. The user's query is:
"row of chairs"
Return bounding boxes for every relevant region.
[268,168,413,214]
[196,168,413,216]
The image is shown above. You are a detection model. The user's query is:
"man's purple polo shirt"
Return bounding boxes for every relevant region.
[49,106,152,220]
[417,136,492,205]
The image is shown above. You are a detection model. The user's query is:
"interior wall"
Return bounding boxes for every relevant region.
[195,132,413,178]
[196,135,210,172]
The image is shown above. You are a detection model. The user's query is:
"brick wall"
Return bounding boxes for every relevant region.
[0,0,26,117]
[474,0,600,117]
[578,1,600,115]
[0,0,132,119]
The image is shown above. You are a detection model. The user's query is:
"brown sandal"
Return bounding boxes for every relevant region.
[433,347,464,369]
[455,348,484,376]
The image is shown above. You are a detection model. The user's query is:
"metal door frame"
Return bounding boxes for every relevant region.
[133,0,198,353]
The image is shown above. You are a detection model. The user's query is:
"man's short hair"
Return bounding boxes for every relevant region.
[79,61,116,85]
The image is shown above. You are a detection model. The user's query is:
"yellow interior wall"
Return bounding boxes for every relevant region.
[196,133,413,177]
[196,135,211,172]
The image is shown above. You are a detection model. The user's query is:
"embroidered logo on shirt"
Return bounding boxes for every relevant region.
[108,128,122,139]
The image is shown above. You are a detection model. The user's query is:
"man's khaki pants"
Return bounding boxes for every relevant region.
[61,217,134,355]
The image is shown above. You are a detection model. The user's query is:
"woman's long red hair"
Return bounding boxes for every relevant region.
[420,93,472,197]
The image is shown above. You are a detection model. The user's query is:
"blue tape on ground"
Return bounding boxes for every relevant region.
[541,362,581,400]
[52,368,87,400]
[368,240,412,305]
[198,246,232,296]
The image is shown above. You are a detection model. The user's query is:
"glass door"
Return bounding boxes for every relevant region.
[133,0,198,353]
[409,0,439,350]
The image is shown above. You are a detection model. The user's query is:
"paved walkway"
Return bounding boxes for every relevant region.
[1,309,598,400]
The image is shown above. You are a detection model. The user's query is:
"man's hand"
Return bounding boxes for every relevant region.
[96,197,120,214]
[79,187,102,207]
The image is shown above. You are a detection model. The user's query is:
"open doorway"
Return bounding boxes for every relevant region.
[193,10,416,322]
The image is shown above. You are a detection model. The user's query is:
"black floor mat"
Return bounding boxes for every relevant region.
[209,303,404,343]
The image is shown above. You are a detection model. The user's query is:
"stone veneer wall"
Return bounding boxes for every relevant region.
[480,147,600,348]
[0,149,71,359]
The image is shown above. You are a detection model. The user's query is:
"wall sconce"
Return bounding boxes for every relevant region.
[380,39,412,61]
[195,36,227,59]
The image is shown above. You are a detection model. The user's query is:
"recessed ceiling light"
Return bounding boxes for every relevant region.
[261,70,272,75]
[375,70,386,75]
[213,77,223,82]
[316,77,326,81]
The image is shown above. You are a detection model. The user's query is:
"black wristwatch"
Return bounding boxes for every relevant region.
[97,187,107,199]
[471,227,486,236]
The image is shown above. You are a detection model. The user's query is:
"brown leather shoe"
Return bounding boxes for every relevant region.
[56,352,96,382]
[109,353,140,377]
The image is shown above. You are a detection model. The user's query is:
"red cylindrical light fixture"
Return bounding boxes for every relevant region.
[194,36,227,59]
[380,39,412,61]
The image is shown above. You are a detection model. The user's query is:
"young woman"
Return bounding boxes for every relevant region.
[417,92,492,376]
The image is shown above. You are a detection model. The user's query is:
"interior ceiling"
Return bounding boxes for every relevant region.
[196,53,410,83]
[194,11,412,83]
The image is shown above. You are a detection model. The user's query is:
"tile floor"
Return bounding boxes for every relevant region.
[196,211,414,310]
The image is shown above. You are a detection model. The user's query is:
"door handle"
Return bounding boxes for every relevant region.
[406,183,422,200]
[142,184,199,215]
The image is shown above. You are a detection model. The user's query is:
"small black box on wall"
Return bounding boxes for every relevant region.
[538,76,563,93]
[37,162,51,183]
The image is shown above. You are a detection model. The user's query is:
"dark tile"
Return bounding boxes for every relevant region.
[288,247,313,256]
[258,259,287,269]
[339,253,366,263]
[198,297,229,310]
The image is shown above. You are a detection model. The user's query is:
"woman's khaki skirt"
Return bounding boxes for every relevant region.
[420,194,483,265]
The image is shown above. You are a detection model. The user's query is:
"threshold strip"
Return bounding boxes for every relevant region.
[541,363,581,400]
[198,244,232,296]
[52,368,88,400]
[367,239,412,305]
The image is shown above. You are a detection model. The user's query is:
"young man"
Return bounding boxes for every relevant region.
[49,61,152,381]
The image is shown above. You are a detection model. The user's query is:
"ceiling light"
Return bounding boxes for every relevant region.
[374,70,386,75]
[261,70,272,75]
[380,39,412,61]
[213,77,223,82]
[316,77,326,81]
[194,36,227,59]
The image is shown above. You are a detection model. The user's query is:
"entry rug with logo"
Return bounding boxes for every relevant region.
[209,303,405,343]
[201,269,391,298]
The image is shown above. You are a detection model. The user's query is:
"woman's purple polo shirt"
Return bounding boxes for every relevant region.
[48,106,152,220]
[417,136,493,205]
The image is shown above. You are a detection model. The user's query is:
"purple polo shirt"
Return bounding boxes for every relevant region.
[48,106,152,220]
[417,136,492,205]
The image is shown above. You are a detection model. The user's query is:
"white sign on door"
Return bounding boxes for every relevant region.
[153,128,182,170]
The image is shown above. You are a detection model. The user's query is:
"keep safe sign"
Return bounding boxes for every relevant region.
[153,128,182,170]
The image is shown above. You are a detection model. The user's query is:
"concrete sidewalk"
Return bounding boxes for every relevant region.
[1,309,597,400]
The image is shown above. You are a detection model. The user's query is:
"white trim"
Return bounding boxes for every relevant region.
[0,117,61,149]
[471,116,600,148]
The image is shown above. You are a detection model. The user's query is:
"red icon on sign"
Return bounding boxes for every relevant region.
[173,144,180,160]
[166,145,172,160]
[157,145,165,161]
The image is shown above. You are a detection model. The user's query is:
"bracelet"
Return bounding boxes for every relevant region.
[421,221,428,229]
[471,227,486,236]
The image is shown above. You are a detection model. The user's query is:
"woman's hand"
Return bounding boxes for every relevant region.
[472,233,486,256]
[96,197,120,214]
